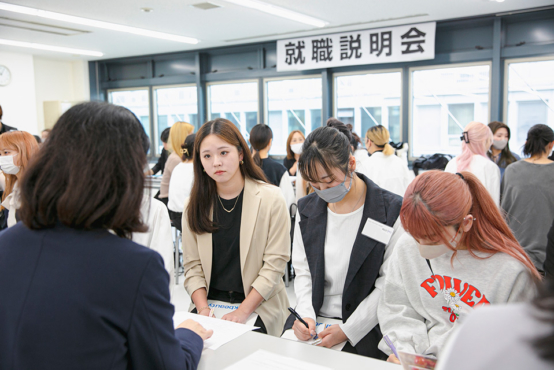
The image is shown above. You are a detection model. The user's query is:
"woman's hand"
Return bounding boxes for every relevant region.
[387,354,401,364]
[317,324,347,348]
[221,309,250,324]
[292,317,316,341]
[197,307,211,317]
[290,161,298,176]
[177,319,213,341]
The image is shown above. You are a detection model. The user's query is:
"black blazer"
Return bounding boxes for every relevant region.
[285,173,402,358]
[0,223,203,370]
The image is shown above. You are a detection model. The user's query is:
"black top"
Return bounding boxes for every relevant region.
[211,189,244,293]
[283,157,296,175]
[0,223,203,370]
[261,158,287,186]
[545,218,554,277]
[0,122,16,135]
[151,149,169,175]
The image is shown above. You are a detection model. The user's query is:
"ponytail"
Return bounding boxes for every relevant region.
[252,151,262,168]
[249,124,272,169]
[366,125,394,156]
[401,170,541,282]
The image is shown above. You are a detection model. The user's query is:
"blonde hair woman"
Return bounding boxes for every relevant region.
[159,122,194,205]
[357,125,411,196]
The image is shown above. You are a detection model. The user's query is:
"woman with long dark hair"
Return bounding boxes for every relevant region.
[487,121,520,178]
[502,124,554,272]
[0,102,210,369]
[183,118,290,337]
[379,170,540,364]
[285,119,405,359]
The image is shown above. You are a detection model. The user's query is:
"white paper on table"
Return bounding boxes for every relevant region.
[223,349,333,370]
[281,317,347,351]
[207,300,258,327]
[173,311,259,350]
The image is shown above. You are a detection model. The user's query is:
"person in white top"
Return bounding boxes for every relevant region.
[444,121,500,205]
[0,131,40,228]
[285,118,405,359]
[357,125,411,197]
[378,170,540,364]
[168,133,196,230]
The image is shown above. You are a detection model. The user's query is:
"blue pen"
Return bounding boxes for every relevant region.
[383,335,399,359]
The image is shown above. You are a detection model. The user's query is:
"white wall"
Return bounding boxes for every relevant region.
[0,51,38,134]
[0,51,90,135]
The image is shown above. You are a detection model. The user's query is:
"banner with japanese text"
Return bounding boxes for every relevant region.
[277,22,436,72]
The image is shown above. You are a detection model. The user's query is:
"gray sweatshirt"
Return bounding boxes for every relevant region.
[377,233,536,358]
[501,160,554,270]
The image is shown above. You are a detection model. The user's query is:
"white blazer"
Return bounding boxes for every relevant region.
[356,152,411,197]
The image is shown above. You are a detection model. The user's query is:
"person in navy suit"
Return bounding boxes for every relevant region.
[0,101,212,370]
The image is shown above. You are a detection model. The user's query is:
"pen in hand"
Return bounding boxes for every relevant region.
[288,307,317,339]
[383,335,399,359]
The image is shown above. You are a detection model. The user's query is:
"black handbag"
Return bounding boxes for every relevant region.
[412,153,453,176]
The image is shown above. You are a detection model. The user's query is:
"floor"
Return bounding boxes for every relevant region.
[172,277,297,312]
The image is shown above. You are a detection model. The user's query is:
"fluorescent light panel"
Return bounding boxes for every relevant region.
[0,38,103,56]
[0,2,199,44]
[223,0,328,28]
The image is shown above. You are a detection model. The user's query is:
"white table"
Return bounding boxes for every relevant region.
[197,331,399,370]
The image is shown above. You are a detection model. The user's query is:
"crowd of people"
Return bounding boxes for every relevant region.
[0,101,553,369]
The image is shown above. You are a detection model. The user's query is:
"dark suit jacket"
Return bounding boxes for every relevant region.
[285,173,402,358]
[0,223,203,370]
[545,218,554,277]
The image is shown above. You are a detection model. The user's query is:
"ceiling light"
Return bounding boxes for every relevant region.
[0,2,199,44]
[0,38,103,56]
[222,0,328,28]
[140,7,154,13]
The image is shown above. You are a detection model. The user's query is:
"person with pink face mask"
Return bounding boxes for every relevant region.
[487,121,520,179]
[377,170,540,364]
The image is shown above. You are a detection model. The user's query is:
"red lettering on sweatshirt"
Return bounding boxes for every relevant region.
[432,275,445,290]
[475,295,490,307]
[443,275,453,290]
[460,285,482,307]
[420,278,438,298]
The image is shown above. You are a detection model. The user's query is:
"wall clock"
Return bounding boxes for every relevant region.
[0,65,12,86]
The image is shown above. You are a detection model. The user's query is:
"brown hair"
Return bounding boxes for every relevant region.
[18,102,148,238]
[186,118,268,234]
[0,131,40,210]
[286,130,305,160]
[487,121,517,166]
[250,124,272,168]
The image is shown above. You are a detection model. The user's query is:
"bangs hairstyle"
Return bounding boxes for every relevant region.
[298,118,352,184]
[286,130,305,160]
[488,121,517,166]
[0,131,40,209]
[18,102,149,239]
[186,118,268,234]
[401,170,541,281]
[169,122,194,154]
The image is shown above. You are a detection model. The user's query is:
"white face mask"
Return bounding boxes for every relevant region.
[417,230,461,260]
[0,155,20,175]
[492,139,508,150]
[290,142,303,154]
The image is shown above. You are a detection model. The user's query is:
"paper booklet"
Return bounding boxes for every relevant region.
[398,351,437,370]
[281,316,347,351]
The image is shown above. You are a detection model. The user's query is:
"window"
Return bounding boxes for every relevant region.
[208,81,259,140]
[335,71,402,144]
[154,85,198,155]
[108,88,151,140]
[266,77,322,155]
[411,64,490,157]
[506,58,554,155]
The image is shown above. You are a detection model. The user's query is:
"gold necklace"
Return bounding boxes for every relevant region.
[333,179,365,214]
[218,194,240,213]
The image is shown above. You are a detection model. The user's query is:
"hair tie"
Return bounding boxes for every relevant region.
[455,172,465,180]
[460,132,470,143]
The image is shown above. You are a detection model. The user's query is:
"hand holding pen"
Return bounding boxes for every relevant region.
[288,307,317,341]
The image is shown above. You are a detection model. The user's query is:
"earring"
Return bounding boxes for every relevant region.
[203,169,206,172]
[240,160,244,165]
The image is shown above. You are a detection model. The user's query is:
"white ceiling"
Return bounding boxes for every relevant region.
[0,0,552,61]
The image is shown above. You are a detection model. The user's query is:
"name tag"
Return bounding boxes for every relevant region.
[362,218,394,245]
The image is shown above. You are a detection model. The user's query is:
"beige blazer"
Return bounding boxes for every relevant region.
[182,178,291,337]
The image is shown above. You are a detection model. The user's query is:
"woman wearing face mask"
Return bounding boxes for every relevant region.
[182,118,290,337]
[358,125,411,197]
[284,119,405,359]
[487,121,520,178]
[250,124,295,211]
[501,124,554,273]
[378,170,540,364]
[0,131,39,228]
[445,121,500,206]
[284,130,305,176]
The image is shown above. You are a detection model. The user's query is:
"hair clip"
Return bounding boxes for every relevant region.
[460,132,470,144]
[455,172,465,180]
[182,148,189,156]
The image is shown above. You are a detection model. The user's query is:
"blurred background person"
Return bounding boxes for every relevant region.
[284,130,305,176]
[487,121,520,179]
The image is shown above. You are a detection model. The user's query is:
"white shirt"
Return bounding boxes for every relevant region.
[132,195,175,298]
[279,171,296,214]
[444,155,500,206]
[1,181,19,228]
[356,152,411,197]
[354,149,370,169]
[293,206,404,346]
[168,162,194,212]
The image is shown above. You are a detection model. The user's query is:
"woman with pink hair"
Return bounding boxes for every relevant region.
[445,121,500,205]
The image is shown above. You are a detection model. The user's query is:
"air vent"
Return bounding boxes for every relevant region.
[0,16,90,36]
[191,2,221,10]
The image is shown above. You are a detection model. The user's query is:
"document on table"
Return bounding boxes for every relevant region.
[223,349,333,370]
[281,317,347,351]
[173,311,259,350]
[207,300,258,327]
